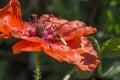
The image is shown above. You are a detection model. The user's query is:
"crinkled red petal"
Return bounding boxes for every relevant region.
[12,30,45,43]
[43,37,99,71]
[12,40,46,54]
[39,14,97,40]
[0,0,26,38]
[0,33,11,38]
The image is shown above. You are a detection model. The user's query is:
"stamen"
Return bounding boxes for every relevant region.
[32,13,37,18]
[55,34,67,45]
[32,14,38,23]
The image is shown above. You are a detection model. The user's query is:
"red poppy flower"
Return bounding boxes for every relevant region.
[0,0,99,71]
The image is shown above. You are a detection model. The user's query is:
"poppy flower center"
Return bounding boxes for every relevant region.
[35,23,56,42]
[35,23,67,45]
[36,24,45,36]
[23,14,67,44]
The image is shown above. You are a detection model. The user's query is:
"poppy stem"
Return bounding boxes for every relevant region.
[88,36,103,78]
[35,53,40,80]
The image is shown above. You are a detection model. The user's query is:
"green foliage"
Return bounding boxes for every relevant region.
[101,37,120,58]
[101,37,120,80]
[102,58,120,80]
[50,0,81,20]
[105,0,120,35]
[75,67,93,79]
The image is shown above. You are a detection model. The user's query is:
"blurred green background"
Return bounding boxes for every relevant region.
[0,0,120,80]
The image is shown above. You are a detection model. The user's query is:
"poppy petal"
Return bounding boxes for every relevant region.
[12,31,45,43]
[56,20,97,40]
[43,43,74,61]
[12,40,45,54]
[0,33,11,38]
[20,36,45,43]
[0,0,25,37]
[39,14,97,40]
[43,37,99,71]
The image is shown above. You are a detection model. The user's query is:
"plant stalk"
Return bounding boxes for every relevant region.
[35,53,40,80]
[88,36,102,78]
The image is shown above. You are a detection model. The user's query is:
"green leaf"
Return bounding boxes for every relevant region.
[107,9,114,21]
[101,37,120,58]
[114,24,120,34]
[110,3,120,23]
[102,58,120,79]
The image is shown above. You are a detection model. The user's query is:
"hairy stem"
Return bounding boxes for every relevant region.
[35,53,40,80]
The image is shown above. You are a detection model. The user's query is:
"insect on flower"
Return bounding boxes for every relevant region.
[0,0,99,71]
[54,34,67,45]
